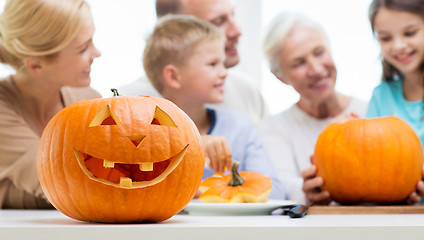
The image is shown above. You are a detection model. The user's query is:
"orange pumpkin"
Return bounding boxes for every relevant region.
[314,116,423,204]
[37,91,204,223]
[198,161,272,203]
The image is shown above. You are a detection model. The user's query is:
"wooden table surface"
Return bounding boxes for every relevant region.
[308,205,424,214]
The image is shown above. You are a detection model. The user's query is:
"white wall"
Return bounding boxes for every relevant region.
[0,0,380,115]
[86,0,156,97]
[232,0,263,86]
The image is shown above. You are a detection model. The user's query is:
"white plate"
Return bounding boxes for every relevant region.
[183,199,296,216]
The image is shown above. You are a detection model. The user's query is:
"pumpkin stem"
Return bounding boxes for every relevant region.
[228,161,244,187]
[111,88,120,97]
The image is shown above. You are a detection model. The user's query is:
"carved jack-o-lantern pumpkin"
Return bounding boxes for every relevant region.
[37,93,204,223]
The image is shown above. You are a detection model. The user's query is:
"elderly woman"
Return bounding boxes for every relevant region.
[0,0,101,208]
[258,12,368,205]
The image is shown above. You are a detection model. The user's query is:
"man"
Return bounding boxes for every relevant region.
[119,0,268,122]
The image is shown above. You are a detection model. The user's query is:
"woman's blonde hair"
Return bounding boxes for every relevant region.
[143,14,225,93]
[262,11,328,75]
[0,0,91,70]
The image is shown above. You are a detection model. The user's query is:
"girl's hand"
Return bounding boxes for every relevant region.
[406,169,424,205]
[201,135,232,173]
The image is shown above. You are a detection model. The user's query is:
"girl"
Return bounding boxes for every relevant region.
[366,0,424,205]
[302,1,424,205]
[367,0,424,145]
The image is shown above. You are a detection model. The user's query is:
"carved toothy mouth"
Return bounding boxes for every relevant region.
[74,145,188,189]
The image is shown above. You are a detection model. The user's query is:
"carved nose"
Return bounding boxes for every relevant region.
[127,135,146,148]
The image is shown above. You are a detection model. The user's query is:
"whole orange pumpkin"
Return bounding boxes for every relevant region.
[37,92,204,223]
[199,161,272,203]
[314,116,423,204]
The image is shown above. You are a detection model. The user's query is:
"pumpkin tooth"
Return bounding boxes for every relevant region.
[120,177,132,188]
[140,162,153,171]
[103,160,115,168]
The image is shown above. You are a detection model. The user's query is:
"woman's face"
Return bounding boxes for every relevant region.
[41,17,101,88]
[275,26,337,104]
[374,8,424,76]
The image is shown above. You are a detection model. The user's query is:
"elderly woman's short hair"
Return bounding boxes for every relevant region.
[262,11,329,75]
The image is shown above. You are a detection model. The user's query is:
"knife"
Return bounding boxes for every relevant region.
[271,204,309,218]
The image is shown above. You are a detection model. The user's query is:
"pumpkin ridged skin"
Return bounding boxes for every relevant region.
[314,116,423,204]
[37,96,204,223]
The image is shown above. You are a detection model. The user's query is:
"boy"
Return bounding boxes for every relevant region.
[142,15,285,199]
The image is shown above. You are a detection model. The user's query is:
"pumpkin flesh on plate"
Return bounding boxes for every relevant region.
[199,161,272,203]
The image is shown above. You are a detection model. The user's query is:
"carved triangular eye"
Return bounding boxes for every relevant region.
[89,105,122,127]
[150,106,177,127]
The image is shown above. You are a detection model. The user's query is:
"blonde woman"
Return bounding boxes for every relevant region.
[0,0,101,208]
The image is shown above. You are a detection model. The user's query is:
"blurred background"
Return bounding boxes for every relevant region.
[0,0,380,115]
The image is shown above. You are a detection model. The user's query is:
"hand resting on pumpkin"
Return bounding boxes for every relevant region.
[301,156,332,206]
[406,169,424,205]
[302,113,358,206]
[302,156,424,206]
[201,135,233,174]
